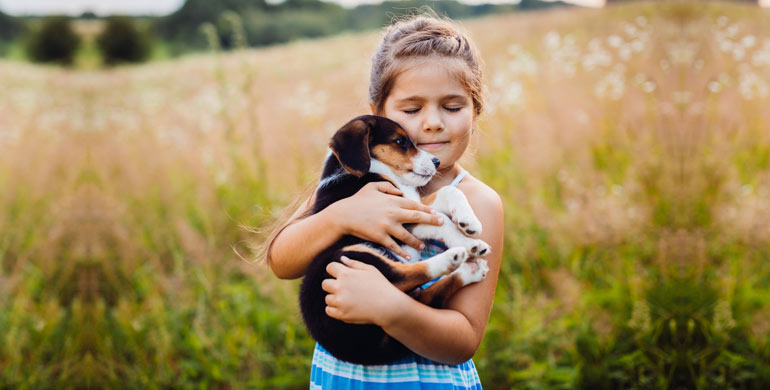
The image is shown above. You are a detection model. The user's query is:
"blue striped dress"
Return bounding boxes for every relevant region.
[310,170,483,389]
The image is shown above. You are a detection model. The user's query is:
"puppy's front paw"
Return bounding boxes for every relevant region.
[455,259,489,285]
[468,239,491,257]
[427,247,468,278]
[445,247,469,268]
[451,207,482,237]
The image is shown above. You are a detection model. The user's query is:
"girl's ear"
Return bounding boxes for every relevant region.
[329,117,372,177]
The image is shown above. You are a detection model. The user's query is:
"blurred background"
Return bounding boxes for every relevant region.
[1,0,770,388]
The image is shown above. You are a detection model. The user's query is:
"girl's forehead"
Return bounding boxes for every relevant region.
[389,57,471,100]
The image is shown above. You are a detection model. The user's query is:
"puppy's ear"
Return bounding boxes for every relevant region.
[330,117,372,177]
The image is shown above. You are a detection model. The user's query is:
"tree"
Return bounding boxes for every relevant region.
[24,16,80,65]
[97,16,152,65]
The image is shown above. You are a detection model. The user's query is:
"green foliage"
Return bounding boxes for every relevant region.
[0,10,23,55]
[96,16,153,65]
[23,16,81,65]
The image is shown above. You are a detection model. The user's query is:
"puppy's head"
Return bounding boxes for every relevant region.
[330,115,438,187]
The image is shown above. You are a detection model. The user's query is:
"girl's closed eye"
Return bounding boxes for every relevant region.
[444,106,463,112]
[403,107,421,114]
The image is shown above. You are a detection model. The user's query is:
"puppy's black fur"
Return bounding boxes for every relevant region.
[299,115,430,365]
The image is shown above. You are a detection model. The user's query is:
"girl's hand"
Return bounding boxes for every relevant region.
[327,181,443,260]
[322,256,404,326]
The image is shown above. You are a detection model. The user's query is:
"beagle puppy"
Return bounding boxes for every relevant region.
[299,115,490,364]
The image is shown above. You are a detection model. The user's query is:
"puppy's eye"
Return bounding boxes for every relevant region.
[395,138,408,148]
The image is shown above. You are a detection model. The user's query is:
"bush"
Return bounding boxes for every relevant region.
[97,16,152,65]
[24,16,80,65]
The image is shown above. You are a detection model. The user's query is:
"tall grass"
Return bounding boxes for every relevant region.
[1,2,770,388]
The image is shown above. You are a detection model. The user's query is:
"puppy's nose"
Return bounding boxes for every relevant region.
[432,157,440,168]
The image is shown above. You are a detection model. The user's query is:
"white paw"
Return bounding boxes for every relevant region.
[466,239,491,257]
[450,208,483,237]
[455,259,489,285]
[445,247,469,268]
[427,247,468,277]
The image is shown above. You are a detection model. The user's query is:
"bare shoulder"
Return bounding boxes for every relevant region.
[457,173,504,220]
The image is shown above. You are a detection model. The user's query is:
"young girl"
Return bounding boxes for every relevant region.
[265,14,504,389]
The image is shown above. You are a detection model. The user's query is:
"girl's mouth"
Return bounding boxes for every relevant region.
[418,142,448,150]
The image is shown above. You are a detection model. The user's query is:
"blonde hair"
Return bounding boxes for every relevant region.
[369,14,485,118]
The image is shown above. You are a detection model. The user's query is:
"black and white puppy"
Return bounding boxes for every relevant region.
[299,115,490,365]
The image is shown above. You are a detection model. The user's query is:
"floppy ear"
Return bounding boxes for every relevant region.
[329,118,371,177]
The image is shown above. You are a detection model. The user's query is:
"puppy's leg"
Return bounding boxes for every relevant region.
[424,186,482,237]
[411,221,491,257]
[341,244,468,292]
[415,259,489,308]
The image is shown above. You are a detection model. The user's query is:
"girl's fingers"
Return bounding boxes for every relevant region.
[391,227,425,252]
[321,278,338,294]
[325,305,342,319]
[339,256,364,269]
[325,261,347,277]
[374,181,402,196]
[396,197,435,214]
[379,235,410,261]
[398,209,444,226]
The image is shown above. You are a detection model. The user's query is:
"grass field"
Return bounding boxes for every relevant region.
[2,2,770,388]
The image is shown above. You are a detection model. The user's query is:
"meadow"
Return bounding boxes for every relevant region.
[1,2,770,388]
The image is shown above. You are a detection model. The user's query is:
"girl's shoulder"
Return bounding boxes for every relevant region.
[457,172,504,220]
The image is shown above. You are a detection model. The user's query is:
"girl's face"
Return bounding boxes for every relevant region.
[377,58,474,172]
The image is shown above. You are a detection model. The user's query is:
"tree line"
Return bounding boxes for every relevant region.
[0,0,570,65]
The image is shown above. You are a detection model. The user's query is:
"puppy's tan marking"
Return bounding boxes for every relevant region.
[420,191,438,206]
[416,272,466,307]
[341,244,436,292]
[372,145,414,175]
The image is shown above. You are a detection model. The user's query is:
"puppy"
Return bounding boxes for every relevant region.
[299,115,490,365]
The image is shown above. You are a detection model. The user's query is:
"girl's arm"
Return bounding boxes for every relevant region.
[267,181,443,279]
[323,178,504,364]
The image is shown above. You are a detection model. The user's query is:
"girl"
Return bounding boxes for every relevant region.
[265,14,504,389]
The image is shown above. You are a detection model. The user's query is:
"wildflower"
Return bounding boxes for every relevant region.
[594,67,625,100]
[673,91,692,105]
[608,35,623,48]
[694,59,704,70]
[544,31,560,50]
[739,70,769,100]
[628,300,651,334]
[713,300,735,334]
[708,81,722,93]
[643,81,656,93]
[582,40,612,71]
[716,16,728,28]
[667,41,696,66]
[742,35,756,48]
[732,46,745,61]
[506,45,539,76]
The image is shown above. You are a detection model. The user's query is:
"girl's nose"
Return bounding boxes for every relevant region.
[422,106,443,132]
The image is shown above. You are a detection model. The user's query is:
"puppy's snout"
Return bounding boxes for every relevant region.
[431,157,440,168]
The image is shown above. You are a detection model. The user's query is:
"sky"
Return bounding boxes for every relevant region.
[0,0,606,17]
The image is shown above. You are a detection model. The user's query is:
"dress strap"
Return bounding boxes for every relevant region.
[449,169,467,187]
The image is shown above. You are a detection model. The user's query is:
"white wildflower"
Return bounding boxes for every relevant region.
[716,16,728,28]
[608,35,623,48]
[643,81,656,93]
[742,35,756,48]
